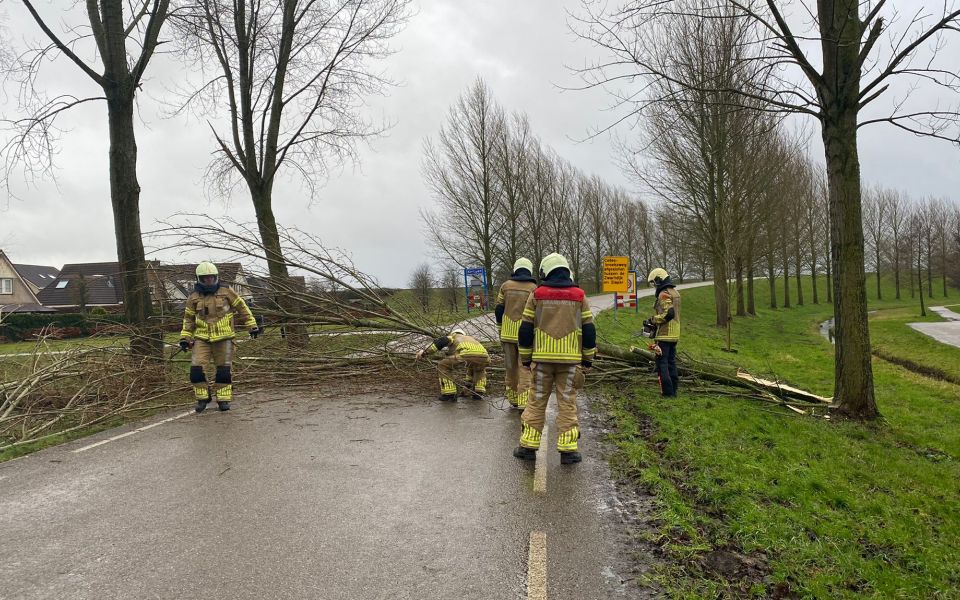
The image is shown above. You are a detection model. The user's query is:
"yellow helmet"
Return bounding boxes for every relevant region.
[539,253,571,279]
[196,261,219,281]
[513,257,533,273]
[647,267,669,284]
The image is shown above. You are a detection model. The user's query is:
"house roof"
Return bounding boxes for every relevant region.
[37,262,124,307]
[245,274,306,308]
[12,264,60,289]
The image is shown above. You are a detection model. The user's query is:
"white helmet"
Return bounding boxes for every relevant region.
[450,328,465,337]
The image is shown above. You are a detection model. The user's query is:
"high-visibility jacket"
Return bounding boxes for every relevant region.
[652,284,681,342]
[518,278,597,365]
[180,285,257,343]
[494,276,537,343]
[425,333,489,358]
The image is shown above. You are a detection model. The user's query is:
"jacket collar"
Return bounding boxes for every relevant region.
[510,269,536,283]
[195,282,222,296]
[541,269,576,288]
[655,277,676,297]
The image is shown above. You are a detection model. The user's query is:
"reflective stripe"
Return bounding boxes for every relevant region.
[439,377,457,395]
[515,389,528,408]
[193,385,209,401]
[214,385,233,400]
[581,310,593,320]
[522,308,535,319]
[456,340,488,357]
[500,314,522,342]
[557,426,579,451]
[532,329,582,363]
[520,423,542,449]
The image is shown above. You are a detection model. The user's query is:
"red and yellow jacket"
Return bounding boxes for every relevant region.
[518,275,596,365]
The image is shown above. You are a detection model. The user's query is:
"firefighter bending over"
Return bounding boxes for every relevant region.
[513,253,596,465]
[494,258,537,410]
[645,268,681,397]
[416,328,491,402]
[179,262,260,412]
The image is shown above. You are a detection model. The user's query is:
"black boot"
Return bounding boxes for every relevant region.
[195,399,210,413]
[438,394,457,402]
[217,400,231,411]
[513,446,537,461]
[560,451,582,464]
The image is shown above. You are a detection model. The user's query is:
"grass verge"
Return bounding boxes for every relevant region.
[596,276,960,598]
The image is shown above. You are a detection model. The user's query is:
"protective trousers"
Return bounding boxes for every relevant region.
[437,355,490,396]
[502,342,532,408]
[190,339,234,402]
[520,363,583,451]
[655,341,679,397]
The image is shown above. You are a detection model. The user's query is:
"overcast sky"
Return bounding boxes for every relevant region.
[2,0,959,287]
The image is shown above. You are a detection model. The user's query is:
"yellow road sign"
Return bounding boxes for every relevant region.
[602,256,629,293]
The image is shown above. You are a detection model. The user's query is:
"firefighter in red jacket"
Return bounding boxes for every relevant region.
[513,253,596,464]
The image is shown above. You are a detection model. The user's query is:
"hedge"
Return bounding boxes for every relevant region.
[0,312,127,342]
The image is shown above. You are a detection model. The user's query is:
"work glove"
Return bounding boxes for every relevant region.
[522,360,532,369]
[179,339,191,352]
[415,349,425,360]
[581,359,593,371]
[249,327,260,339]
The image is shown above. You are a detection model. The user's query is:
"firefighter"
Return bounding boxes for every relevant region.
[645,267,681,397]
[513,253,596,465]
[179,262,260,412]
[494,258,538,410]
[416,328,490,402]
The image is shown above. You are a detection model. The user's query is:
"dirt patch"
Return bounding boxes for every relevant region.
[872,348,960,386]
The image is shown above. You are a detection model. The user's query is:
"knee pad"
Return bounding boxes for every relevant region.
[189,366,206,384]
[215,366,232,384]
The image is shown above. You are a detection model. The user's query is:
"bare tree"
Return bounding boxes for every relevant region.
[885,189,908,299]
[422,79,505,281]
[862,185,889,300]
[172,0,409,344]
[408,263,433,311]
[573,0,960,419]
[2,0,171,356]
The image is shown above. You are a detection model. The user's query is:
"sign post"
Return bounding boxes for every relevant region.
[603,256,629,317]
[463,267,488,313]
[615,271,639,313]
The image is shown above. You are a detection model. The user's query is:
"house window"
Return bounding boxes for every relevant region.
[55,280,69,289]
[0,278,12,294]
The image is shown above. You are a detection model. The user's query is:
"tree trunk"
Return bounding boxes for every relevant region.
[106,91,159,358]
[712,253,729,327]
[926,231,933,298]
[917,238,926,317]
[735,256,746,317]
[767,256,777,309]
[782,245,791,308]
[823,114,877,419]
[747,262,756,315]
[250,185,309,347]
[795,251,804,306]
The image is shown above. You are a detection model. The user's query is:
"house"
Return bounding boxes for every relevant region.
[0,250,57,313]
[245,274,306,310]
[11,263,60,295]
[37,262,125,311]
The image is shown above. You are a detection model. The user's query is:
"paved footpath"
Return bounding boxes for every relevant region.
[0,282,710,600]
[909,306,960,349]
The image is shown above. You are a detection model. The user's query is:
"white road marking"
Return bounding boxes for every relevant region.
[533,424,548,493]
[527,530,548,600]
[71,410,194,453]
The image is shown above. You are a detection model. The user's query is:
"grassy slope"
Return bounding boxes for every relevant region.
[596,276,960,598]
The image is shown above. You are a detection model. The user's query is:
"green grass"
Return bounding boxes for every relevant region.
[595,275,960,598]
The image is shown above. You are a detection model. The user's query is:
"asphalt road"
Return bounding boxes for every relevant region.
[910,306,960,348]
[0,282,711,600]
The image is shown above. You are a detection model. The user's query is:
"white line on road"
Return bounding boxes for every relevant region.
[72,410,194,453]
[533,424,548,494]
[527,530,548,600]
